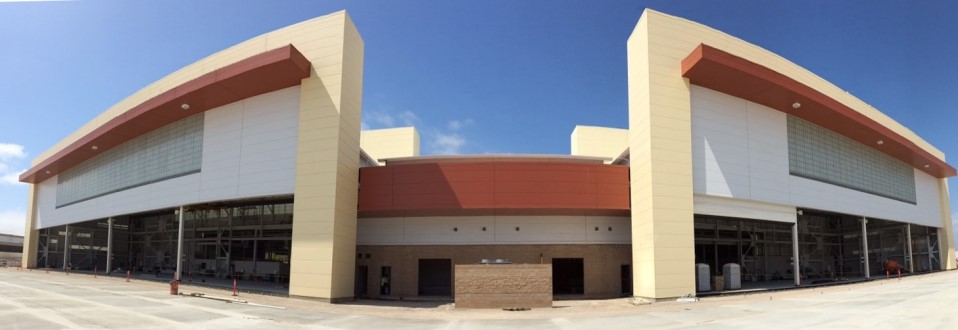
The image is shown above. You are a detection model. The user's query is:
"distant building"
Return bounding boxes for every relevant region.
[18,9,956,302]
[0,233,24,266]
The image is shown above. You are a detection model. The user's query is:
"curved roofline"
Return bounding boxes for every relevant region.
[382,154,610,166]
[682,43,955,178]
[19,45,312,184]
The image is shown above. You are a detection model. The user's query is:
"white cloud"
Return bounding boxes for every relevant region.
[365,111,420,129]
[397,111,419,126]
[367,112,396,127]
[1,170,25,185]
[0,143,26,185]
[431,132,466,155]
[0,209,25,236]
[447,118,474,131]
[0,143,25,161]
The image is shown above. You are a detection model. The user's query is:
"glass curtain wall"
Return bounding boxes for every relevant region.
[35,198,293,283]
[694,215,794,282]
[864,218,908,276]
[797,211,943,279]
[182,200,293,283]
[797,212,864,280]
[910,224,942,272]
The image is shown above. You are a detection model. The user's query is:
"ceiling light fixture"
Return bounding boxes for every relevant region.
[792,102,801,109]
[181,103,190,111]
[924,164,930,168]
[91,145,98,151]
[876,140,884,145]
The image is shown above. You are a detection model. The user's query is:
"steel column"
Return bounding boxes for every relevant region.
[862,218,870,278]
[906,224,914,272]
[106,217,113,274]
[63,225,70,270]
[175,206,185,281]
[792,222,800,286]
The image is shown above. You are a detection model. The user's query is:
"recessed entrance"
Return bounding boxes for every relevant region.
[354,265,368,297]
[418,259,451,297]
[380,266,391,296]
[620,264,631,295]
[552,258,584,295]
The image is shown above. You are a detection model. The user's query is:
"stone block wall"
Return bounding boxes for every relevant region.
[454,264,552,309]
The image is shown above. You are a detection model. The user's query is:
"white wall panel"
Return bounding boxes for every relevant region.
[691,85,943,227]
[694,195,796,223]
[585,215,632,242]
[691,86,751,199]
[356,218,405,245]
[35,86,300,229]
[357,215,631,245]
[35,177,57,228]
[745,103,790,204]
[789,171,941,228]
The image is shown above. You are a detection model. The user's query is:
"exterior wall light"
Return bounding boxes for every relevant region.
[792,102,801,109]
[91,145,98,151]
[924,164,930,168]
[181,103,190,111]
[877,140,884,145]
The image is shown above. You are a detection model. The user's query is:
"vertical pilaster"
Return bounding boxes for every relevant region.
[285,12,364,301]
[937,178,955,270]
[22,184,39,268]
[627,11,696,300]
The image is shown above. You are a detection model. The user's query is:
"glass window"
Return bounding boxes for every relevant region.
[56,114,204,207]
[787,116,916,203]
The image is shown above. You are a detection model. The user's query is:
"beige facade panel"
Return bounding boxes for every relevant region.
[938,179,956,270]
[360,127,420,165]
[23,11,364,301]
[629,8,956,299]
[570,125,628,162]
[287,12,365,301]
[628,10,696,300]
[21,184,38,268]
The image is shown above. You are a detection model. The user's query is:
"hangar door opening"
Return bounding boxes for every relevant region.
[418,259,452,297]
[553,258,584,295]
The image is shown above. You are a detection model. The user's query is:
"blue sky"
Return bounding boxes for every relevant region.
[0,1,956,237]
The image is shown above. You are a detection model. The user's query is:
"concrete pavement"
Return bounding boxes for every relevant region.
[0,267,956,329]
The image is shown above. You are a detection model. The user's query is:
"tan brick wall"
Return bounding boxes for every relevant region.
[355,244,631,300]
[455,264,552,309]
